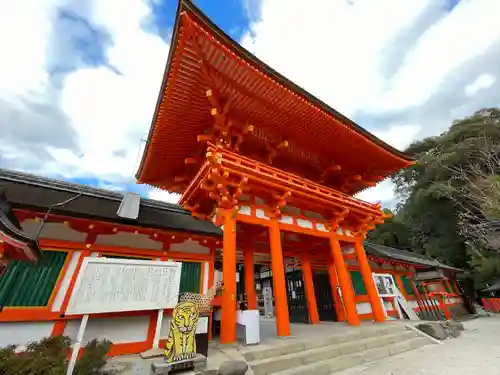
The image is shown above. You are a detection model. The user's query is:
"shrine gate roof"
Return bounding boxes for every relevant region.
[137,0,413,193]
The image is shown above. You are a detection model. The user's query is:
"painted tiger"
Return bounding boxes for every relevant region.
[164,301,200,363]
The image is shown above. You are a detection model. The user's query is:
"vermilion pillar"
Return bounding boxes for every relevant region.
[327,260,346,321]
[329,236,360,325]
[220,210,237,344]
[300,250,320,324]
[269,220,290,337]
[354,239,385,323]
[243,244,258,310]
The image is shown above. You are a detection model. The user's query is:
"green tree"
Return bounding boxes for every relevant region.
[367,209,412,249]
[372,108,500,288]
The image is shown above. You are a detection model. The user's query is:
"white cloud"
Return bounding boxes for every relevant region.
[356,180,396,204]
[0,1,54,96]
[241,0,431,118]
[372,124,421,152]
[241,0,500,204]
[0,0,169,188]
[55,0,170,181]
[465,74,496,97]
[148,189,180,204]
[375,0,500,112]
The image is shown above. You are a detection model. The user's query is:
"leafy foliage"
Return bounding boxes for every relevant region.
[74,339,112,375]
[0,336,111,375]
[366,209,412,250]
[370,108,500,289]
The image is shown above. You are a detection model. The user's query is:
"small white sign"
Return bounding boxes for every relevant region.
[373,273,397,297]
[66,257,182,315]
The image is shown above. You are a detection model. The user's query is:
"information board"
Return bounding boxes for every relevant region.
[372,273,397,297]
[66,257,182,315]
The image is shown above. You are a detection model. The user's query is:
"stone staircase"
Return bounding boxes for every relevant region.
[242,325,433,375]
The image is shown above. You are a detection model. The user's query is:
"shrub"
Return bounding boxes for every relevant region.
[0,336,111,375]
[74,339,112,375]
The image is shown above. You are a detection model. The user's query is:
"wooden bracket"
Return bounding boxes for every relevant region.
[330,208,350,231]
[264,138,288,165]
[319,165,342,184]
[341,174,362,192]
[267,191,292,218]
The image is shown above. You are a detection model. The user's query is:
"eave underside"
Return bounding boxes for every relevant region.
[137,0,413,194]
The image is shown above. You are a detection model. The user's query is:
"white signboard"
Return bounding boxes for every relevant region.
[373,273,397,297]
[66,257,182,315]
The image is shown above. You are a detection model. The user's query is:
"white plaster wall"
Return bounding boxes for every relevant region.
[356,300,394,315]
[0,321,54,349]
[214,270,222,285]
[356,302,372,314]
[279,215,293,224]
[51,250,81,312]
[95,232,162,250]
[296,218,313,229]
[203,262,209,294]
[255,209,268,220]
[170,239,210,254]
[239,206,251,215]
[21,220,87,242]
[63,315,150,345]
[316,223,328,232]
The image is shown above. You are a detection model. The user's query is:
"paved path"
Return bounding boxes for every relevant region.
[337,316,500,375]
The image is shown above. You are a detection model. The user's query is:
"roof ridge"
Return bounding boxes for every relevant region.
[0,168,187,214]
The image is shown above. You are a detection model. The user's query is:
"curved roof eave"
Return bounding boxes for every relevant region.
[136,0,414,181]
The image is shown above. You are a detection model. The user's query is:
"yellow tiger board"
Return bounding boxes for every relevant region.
[164,301,200,363]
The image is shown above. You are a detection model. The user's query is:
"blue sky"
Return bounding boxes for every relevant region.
[45,0,256,197]
[0,0,499,206]
[44,0,254,197]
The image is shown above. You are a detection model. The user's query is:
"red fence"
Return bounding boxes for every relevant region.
[482,298,500,313]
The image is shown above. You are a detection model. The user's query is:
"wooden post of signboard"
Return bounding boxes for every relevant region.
[64,258,183,374]
[152,309,164,349]
[66,314,89,375]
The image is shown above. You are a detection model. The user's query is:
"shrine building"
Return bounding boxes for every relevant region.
[0,169,465,355]
[135,0,467,345]
[0,0,469,356]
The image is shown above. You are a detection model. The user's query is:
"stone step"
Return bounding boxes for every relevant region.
[269,336,430,375]
[242,325,403,362]
[249,330,419,375]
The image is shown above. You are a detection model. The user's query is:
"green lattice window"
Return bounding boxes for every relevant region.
[179,261,202,294]
[441,280,449,293]
[401,276,415,295]
[0,250,67,307]
[350,271,366,295]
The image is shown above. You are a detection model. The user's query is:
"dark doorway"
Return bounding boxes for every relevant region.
[286,270,309,323]
[313,270,337,322]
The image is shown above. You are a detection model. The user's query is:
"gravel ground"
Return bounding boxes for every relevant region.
[336,316,500,375]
